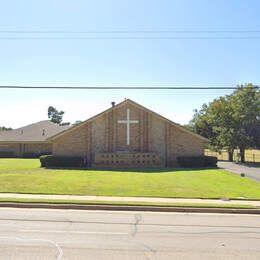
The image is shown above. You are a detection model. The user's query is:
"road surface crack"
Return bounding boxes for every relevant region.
[131,213,142,237]
[129,214,157,259]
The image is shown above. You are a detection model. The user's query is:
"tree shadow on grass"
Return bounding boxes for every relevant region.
[43,166,218,173]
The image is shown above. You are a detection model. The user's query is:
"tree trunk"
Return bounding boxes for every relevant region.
[228,150,234,162]
[240,147,245,163]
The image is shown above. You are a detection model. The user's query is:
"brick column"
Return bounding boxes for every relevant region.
[147,113,152,152]
[139,110,143,152]
[164,122,170,167]
[107,110,114,152]
[143,111,149,152]
[113,109,117,152]
[87,122,92,166]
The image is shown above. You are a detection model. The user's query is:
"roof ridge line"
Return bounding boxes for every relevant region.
[47,99,208,142]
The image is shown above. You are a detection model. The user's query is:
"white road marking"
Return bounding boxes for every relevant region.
[0,236,63,260]
[19,229,128,235]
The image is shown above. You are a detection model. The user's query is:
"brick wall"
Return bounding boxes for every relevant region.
[53,123,91,159]
[24,143,52,154]
[94,152,163,167]
[0,142,52,157]
[166,123,207,166]
[0,143,20,156]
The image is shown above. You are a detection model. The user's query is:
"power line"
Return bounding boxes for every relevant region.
[1,30,260,39]
[1,30,260,33]
[0,85,258,90]
[0,83,255,86]
[1,36,260,40]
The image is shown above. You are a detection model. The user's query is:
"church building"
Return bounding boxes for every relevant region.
[49,99,208,167]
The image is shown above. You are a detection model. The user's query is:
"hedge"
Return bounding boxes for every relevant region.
[177,156,217,168]
[0,151,16,158]
[22,152,51,158]
[40,155,85,168]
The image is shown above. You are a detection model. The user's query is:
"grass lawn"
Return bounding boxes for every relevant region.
[0,158,260,199]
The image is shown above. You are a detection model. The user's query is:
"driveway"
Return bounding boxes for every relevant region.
[218,161,260,181]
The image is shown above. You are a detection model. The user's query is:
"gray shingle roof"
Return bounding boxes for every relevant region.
[0,120,71,142]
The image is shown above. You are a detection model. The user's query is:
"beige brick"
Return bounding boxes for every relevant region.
[0,142,52,156]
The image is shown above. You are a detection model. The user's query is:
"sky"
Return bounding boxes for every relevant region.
[0,0,260,128]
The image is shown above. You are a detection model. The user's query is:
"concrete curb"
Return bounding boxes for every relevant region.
[0,202,260,214]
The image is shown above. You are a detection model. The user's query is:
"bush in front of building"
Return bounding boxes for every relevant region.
[177,156,217,168]
[22,152,51,158]
[40,155,85,168]
[0,151,16,158]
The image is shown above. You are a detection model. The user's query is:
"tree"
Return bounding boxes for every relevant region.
[189,84,260,162]
[72,120,82,126]
[229,84,260,162]
[48,106,65,124]
[189,103,214,139]
[250,122,260,149]
[60,122,70,126]
[195,96,236,161]
[0,126,12,131]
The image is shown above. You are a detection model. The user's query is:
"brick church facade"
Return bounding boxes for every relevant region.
[49,99,208,167]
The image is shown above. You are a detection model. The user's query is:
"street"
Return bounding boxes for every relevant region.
[0,208,259,259]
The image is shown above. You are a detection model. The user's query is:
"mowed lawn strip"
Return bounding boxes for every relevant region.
[0,159,260,199]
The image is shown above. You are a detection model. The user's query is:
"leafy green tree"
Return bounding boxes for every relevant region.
[48,106,65,124]
[189,103,214,139]
[229,84,260,162]
[0,126,12,131]
[250,122,260,148]
[189,84,260,162]
[72,120,82,126]
[60,122,70,126]
[190,96,236,161]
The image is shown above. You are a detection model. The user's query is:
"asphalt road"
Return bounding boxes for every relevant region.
[218,161,260,181]
[0,208,259,260]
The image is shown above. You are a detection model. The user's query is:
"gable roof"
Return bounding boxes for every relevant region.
[48,99,208,142]
[0,120,71,143]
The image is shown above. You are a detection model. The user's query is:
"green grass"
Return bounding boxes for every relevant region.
[0,197,256,209]
[0,158,260,199]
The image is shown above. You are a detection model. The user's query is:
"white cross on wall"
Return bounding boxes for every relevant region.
[118,109,139,145]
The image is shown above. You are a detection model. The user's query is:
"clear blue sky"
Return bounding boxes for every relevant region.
[0,0,260,128]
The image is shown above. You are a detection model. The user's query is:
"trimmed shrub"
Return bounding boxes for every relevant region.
[40,155,85,168]
[177,156,217,168]
[23,152,51,158]
[39,155,47,167]
[0,151,15,158]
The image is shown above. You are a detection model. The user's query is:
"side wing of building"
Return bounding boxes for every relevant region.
[0,121,70,157]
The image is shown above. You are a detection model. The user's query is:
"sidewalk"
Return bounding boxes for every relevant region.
[0,193,260,207]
